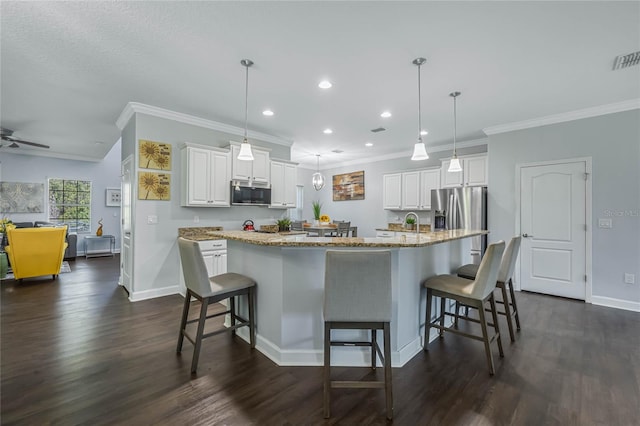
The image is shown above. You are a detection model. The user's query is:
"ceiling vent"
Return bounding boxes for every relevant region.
[331,149,344,154]
[613,51,640,70]
[371,127,386,133]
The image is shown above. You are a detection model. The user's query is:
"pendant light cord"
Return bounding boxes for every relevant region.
[244,64,249,141]
[417,63,422,143]
[452,94,457,155]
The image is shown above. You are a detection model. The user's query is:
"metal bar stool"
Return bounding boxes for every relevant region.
[323,250,393,420]
[177,237,256,374]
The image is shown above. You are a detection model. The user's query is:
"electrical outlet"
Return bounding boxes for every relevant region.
[624,273,635,284]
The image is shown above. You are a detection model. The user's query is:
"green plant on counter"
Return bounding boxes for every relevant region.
[276,218,291,227]
[312,201,322,220]
[405,217,416,225]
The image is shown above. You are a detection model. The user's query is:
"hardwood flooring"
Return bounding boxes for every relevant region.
[2,256,639,425]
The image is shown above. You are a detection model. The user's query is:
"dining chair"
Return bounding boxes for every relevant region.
[290,221,305,231]
[177,237,256,374]
[324,250,393,420]
[456,236,522,341]
[333,221,351,237]
[422,240,505,375]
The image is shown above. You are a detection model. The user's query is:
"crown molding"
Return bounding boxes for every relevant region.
[116,102,293,147]
[483,99,640,135]
[295,138,488,170]
[1,147,102,162]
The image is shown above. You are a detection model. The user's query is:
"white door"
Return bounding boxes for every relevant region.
[120,155,134,294]
[520,161,587,300]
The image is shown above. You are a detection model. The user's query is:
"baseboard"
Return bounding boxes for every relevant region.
[591,295,640,312]
[129,285,180,302]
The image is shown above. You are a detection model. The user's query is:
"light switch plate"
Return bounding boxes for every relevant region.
[624,273,635,284]
[147,215,158,225]
[598,218,612,229]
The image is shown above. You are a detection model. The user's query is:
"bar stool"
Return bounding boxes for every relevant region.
[323,250,393,420]
[177,237,256,374]
[456,236,522,342]
[422,241,505,375]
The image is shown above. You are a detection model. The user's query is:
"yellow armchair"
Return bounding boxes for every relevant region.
[5,227,68,280]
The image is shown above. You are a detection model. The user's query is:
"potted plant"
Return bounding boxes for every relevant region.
[276,218,291,232]
[405,216,416,231]
[312,201,322,226]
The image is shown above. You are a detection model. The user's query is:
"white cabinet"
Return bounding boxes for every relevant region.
[231,144,270,185]
[180,240,227,295]
[383,173,402,210]
[181,144,231,207]
[270,160,297,208]
[441,154,488,187]
[401,171,420,210]
[419,169,441,210]
[376,230,395,238]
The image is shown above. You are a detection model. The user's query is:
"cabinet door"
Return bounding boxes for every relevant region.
[283,164,297,207]
[252,150,270,184]
[401,171,420,210]
[231,145,252,181]
[201,251,216,276]
[270,161,285,207]
[210,150,231,206]
[187,148,211,205]
[216,251,228,275]
[383,173,402,210]
[420,169,440,209]
[441,159,464,188]
[464,155,488,186]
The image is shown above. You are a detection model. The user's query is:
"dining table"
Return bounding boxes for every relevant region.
[303,223,358,237]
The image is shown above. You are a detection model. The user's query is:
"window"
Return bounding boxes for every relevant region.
[48,179,91,233]
[290,185,304,221]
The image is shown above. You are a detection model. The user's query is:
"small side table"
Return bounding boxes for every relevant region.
[85,235,116,259]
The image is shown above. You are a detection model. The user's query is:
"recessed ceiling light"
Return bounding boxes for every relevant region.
[380,111,392,118]
[420,130,428,135]
[323,128,333,134]
[318,80,332,89]
[262,109,274,116]
[365,142,373,147]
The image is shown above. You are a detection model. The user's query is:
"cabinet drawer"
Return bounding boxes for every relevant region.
[376,231,395,238]
[198,240,227,251]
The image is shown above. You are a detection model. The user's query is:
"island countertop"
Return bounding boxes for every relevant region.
[201,229,487,247]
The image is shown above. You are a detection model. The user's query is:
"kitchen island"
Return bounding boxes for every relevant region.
[187,229,487,367]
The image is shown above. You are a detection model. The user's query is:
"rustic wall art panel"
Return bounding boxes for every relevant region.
[138,172,171,201]
[332,171,365,201]
[138,139,172,171]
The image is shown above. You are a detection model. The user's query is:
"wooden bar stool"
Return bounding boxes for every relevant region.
[422,241,505,375]
[323,250,393,420]
[177,237,256,374]
[456,236,522,342]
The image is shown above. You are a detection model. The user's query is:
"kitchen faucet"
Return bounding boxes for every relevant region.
[404,212,419,234]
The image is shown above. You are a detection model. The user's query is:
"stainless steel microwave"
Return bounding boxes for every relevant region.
[231,183,271,206]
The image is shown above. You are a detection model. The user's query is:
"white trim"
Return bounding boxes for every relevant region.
[128,285,180,302]
[515,157,593,302]
[591,296,640,313]
[484,99,640,135]
[116,102,293,147]
[5,147,102,162]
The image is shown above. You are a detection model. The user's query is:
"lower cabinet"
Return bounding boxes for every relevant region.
[180,240,227,295]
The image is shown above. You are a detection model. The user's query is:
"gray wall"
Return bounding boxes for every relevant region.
[487,109,640,303]
[0,141,122,253]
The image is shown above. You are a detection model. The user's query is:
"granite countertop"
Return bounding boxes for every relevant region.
[200,229,487,248]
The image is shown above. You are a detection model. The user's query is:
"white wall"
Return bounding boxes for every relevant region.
[487,109,640,303]
[0,141,122,253]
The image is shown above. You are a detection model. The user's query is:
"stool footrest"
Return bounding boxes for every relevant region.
[332,380,385,389]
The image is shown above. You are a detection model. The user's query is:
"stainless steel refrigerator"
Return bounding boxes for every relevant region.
[431,186,487,264]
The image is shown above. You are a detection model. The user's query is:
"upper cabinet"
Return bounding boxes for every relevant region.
[270,160,297,208]
[384,168,440,210]
[419,169,441,210]
[181,143,231,207]
[441,154,488,188]
[401,171,420,210]
[383,173,402,210]
[230,143,270,185]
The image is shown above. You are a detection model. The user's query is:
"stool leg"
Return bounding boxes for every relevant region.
[424,289,433,351]
[439,297,446,338]
[489,294,504,358]
[191,298,210,374]
[383,322,393,420]
[508,279,521,331]
[454,301,460,328]
[323,322,331,419]
[500,283,516,342]
[248,287,256,348]
[230,296,236,337]
[371,329,377,369]
[177,290,191,353]
[478,300,495,375]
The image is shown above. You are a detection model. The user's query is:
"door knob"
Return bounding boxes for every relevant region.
[522,233,533,238]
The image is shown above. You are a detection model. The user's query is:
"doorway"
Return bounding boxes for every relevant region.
[517,158,591,301]
[120,155,133,295]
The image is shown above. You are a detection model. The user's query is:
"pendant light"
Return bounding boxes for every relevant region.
[411,57,429,161]
[237,59,254,161]
[447,91,462,173]
[312,154,325,190]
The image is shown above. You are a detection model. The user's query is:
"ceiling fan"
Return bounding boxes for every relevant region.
[0,128,50,149]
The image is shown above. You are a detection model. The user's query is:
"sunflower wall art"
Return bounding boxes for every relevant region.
[139,139,172,171]
[138,172,171,200]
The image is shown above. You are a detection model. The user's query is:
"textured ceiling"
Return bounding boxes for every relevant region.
[1,1,639,167]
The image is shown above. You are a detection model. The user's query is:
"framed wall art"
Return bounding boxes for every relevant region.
[332,170,365,201]
[138,139,172,171]
[0,182,45,213]
[138,172,171,200]
[105,188,121,207]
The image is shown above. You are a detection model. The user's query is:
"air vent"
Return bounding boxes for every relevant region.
[613,51,640,70]
[331,149,343,154]
[371,127,386,133]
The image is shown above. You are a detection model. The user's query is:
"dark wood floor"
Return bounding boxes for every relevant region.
[2,256,639,425]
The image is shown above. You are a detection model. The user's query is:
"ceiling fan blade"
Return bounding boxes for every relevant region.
[2,135,50,149]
